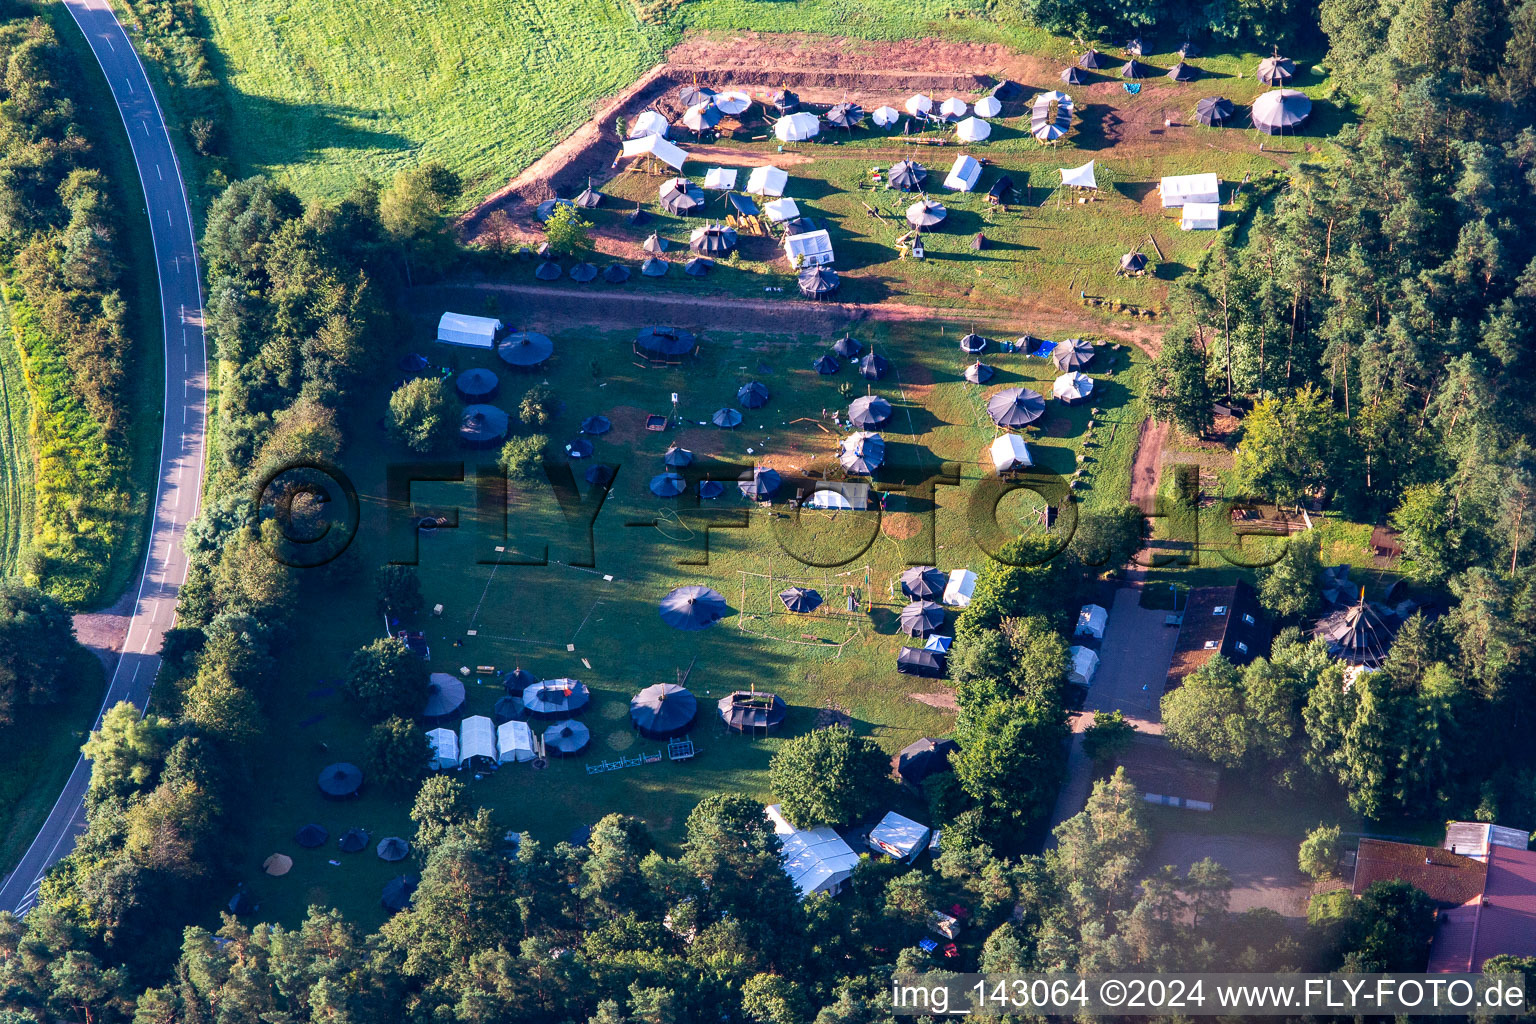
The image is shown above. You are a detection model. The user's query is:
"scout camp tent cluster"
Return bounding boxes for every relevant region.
[1069,645,1100,685]
[427,714,532,768]
[766,804,861,898]
[1031,91,1074,142]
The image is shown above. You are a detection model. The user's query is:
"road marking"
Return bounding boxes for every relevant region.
[165,209,172,227]
[125,78,133,94]
[155,164,161,180]
[131,662,140,682]
[103,34,114,52]
[138,631,150,653]
[141,120,149,137]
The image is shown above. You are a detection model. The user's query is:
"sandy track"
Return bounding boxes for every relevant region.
[1130,417,1170,512]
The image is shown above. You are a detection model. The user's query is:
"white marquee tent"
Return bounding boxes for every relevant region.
[784,229,834,267]
[943,568,976,608]
[426,728,459,770]
[1076,603,1108,639]
[767,804,861,897]
[459,715,497,764]
[990,433,1032,473]
[955,117,991,143]
[774,111,820,142]
[974,94,1002,118]
[939,96,968,119]
[764,197,800,223]
[944,154,983,191]
[868,811,932,862]
[1059,159,1097,190]
[1181,202,1220,231]
[1069,645,1100,685]
[871,105,900,127]
[437,312,501,349]
[627,110,669,139]
[496,720,535,763]
[905,94,933,116]
[808,482,869,509]
[713,90,751,115]
[746,165,789,197]
[1159,172,1219,207]
[620,134,687,171]
[703,167,738,190]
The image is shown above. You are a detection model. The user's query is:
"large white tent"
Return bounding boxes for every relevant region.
[426,728,459,770]
[1069,645,1100,685]
[713,90,751,115]
[774,111,821,142]
[974,94,1002,118]
[627,110,669,139]
[944,154,982,191]
[955,117,991,143]
[437,312,501,349]
[1053,371,1094,403]
[905,94,933,116]
[1076,603,1108,639]
[784,229,834,267]
[620,134,687,171]
[764,197,800,223]
[990,433,1032,472]
[1059,160,1097,190]
[1159,172,1220,207]
[943,568,976,608]
[939,96,968,119]
[1181,202,1220,230]
[459,715,497,764]
[746,165,789,197]
[703,167,738,190]
[871,105,900,127]
[767,804,861,897]
[496,720,535,763]
[868,810,932,862]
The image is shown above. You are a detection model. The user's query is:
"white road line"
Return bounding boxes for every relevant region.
[131,662,140,682]
[138,631,150,653]
[103,34,114,51]
[125,78,133,94]
[141,120,148,136]
[155,164,162,180]
[165,209,172,227]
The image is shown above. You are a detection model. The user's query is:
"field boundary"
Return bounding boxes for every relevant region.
[0,298,33,576]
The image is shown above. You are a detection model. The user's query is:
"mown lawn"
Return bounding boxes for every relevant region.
[237,311,1144,928]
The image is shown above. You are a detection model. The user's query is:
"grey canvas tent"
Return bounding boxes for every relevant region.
[523,678,591,717]
[317,762,363,799]
[964,361,994,384]
[544,720,591,757]
[635,326,697,360]
[663,445,694,467]
[1167,61,1198,81]
[376,837,411,862]
[659,178,705,215]
[894,737,959,786]
[649,472,686,498]
[1121,59,1152,79]
[887,160,928,191]
[779,587,823,613]
[497,331,554,369]
[798,266,840,298]
[659,585,727,630]
[455,367,499,401]
[987,387,1046,427]
[718,690,789,732]
[899,600,945,637]
[423,673,466,720]
[959,332,989,354]
[859,353,890,380]
[738,381,770,408]
[581,415,612,435]
[339,828,369,853]
[1052,338,1095,370]
[1078,48,1111,69]
[896,647,946,678]
[833,335,863,358]
[838,431,885,474]
[296,823,328,848]
[812,354,840,374]
[712,407,743,428]
[739,466,781,501]
[1195,96,1235,126]
[631,683,698,739]
[1256,55,1295,86]
[1252,89,1312,135]
[848,395,892,428]
[459,404,510,448]
[381,875,418,914]
[901,565,946,599]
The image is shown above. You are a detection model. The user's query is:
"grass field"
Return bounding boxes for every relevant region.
[233,309,1144,928]
[0,298,33,578]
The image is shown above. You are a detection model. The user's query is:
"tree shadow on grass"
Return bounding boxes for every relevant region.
[228,91,414,172]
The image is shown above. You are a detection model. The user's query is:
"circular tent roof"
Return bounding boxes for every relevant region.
[682,101,723,132]
[690,223,737,255]
[713,90,752,115]
[901,565,947,599]
[534,261,562,282]
[899,600,945,637]
[1195,96,1235,126]
[812,353,840,375]
[659,585,727,630]
[1252,89,1312,135]
[338,828,370,853]
[459,404,510,447]
[659,178,705,216]
[296,823,329,849]
[663,445,694,467]
[566,438,594,459]
[987,387,1046,428]
[871,105,900,127]
[455,367,499,401]
[956,117,991,142]
[497,331,554,369]
[641,257,669,277]
[585,464,615,486]
[888,160,927,191]
[523,678,591,716]
[570,262,598,283]
[859,352,890,380]
[974,95,1002,118]
[630,683,699,739]
[643,232,668,254]
[423,672,466,719]
[376,836,411,862]
[737,381,770,409]
[685,258,713,277]
[739,466,781,501]
[581,415,612,435]
[649,472,686,498]
[826,102,863,128]
[544,720,591,757]
[678,84,714,106]
[1078,48,1112,69]
[832,335,864,358]
[699,479,726,499]
[1256,55,1295,86]
[718,690,789,732]
[504,667,536,694]
[1053,371,1095,404]
[263,853,293,875]
[838,431,885,474]
[905,94,933,115]
[848,394,893,428]
[939,96,968,119]
[960,332,990,354]
[381,875,418,914]
[712,407,743,428]
[603,263,632,283]
[636,326,696,358]
[798,266,840,298]
[779,587,823,613]
[905,199,947,228]
[1052,338,1096,371]
[964,361,995,384]
[317,762,363,798]
[493,695,523,723]
[774,111,821,142]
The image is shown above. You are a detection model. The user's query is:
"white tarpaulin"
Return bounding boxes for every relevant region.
[426,728,459,770]
[1181,202,1220,231]
[703,167,738,190]
[496,720,534,763]
[1159,172,1219,207]
[955,117,991,143]
[620,134,687,171]
[437,312,501,349]
[1076,604,1108,639]
[868,810,932,861]
[783,229,834,267]
[767,804,861,897]
[943,568,976,608]
[944,154,982,191]
[764,197,800,223]
[1069,645,1100,685]
[459,715,497,763]
[746,165,788,197]
[774,111,820,142]
[628,110,669,139]
[1060,160,1097,189]
[990,433,1032,472]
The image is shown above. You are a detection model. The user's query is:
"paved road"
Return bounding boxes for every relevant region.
[0,0,206,915]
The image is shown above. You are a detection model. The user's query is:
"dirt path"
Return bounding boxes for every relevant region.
[417,280,1161,349]
[72,590,134,676]
[1129,417,1170,512]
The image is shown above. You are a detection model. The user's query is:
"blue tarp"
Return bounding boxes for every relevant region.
[1028,338,1056,359]
[1124,82,1142,94]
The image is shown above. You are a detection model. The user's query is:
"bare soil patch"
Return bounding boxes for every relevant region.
[815,705,853,729]
[909,690,958,712]
[1130,417,1170,512]
[881,512,922,540]
[1148,831,1313,919]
